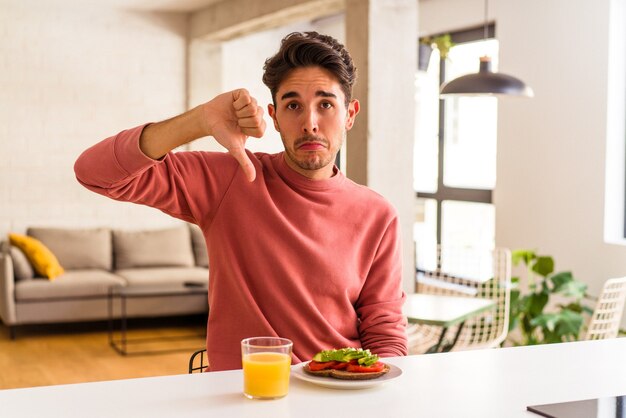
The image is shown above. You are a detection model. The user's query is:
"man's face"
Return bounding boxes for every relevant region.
[268,66,359,180]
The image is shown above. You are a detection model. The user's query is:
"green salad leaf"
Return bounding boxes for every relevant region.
[312,347,379,367]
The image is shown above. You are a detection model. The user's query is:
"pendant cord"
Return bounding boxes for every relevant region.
[483,0,489,41]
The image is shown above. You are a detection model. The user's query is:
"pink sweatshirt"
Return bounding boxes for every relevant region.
[74,125,408,371]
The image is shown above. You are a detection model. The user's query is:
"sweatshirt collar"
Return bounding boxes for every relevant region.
[274,152,345,191]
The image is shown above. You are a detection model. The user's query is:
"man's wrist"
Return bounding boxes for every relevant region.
[192,104,212,138]
[140,107,210,159]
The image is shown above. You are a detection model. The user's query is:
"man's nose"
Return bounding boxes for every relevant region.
[302,109,319,134]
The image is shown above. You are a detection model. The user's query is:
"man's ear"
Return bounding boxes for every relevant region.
[268,104,280,132]
[345,99,360,130]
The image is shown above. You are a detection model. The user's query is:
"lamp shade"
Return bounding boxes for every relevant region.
[440,56,534,98]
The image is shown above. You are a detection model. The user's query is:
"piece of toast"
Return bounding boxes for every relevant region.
[303,362,390,380]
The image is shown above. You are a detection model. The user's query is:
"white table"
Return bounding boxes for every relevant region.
[404,293,496,352]
[2,338,626,418]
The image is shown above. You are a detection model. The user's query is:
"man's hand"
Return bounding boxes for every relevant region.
[139,89,266,182]
[202,89,266,182]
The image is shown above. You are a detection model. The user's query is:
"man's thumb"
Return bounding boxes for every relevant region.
[230,147,256,182]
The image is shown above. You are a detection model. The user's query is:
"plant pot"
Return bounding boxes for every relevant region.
[418,43,433,72]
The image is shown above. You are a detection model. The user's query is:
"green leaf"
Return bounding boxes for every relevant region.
[508,289,522,331]
[567,281,587,298]
[555,309,584,337]
[550,271,574,289]
[431,34,454,59]
[527,292,549,316]
[521,314,536,337]
[531,256,554,277]
[510,288,520,305]
[531,310,585,342]
[507,248,591,346]
[561,302,584,313]
[531,313,558,332]
[542,329,563,344]
[512,250,536,266]
[552,273,587,300]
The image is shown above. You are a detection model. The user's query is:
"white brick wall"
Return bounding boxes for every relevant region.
[0,1,188,235]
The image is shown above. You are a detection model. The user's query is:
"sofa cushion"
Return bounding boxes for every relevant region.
[9,245,35,281]
[27,227,112,271]
[14,270,126,301]
[115,267,208,287]
[9,233,65,280]
[113,225,194,269]
[189,224,209,268]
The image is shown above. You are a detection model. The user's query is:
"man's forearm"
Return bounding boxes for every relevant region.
[140,106,208,160]
[116,88,264,180]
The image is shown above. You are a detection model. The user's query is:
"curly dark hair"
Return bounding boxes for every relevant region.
[262,31,357,108]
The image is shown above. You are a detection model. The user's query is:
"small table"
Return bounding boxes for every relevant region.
[404,293,496,353]
[107,283,208,355]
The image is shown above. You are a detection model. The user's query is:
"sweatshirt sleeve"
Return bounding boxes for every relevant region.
[74,124,239,225]
[356,216,408,358]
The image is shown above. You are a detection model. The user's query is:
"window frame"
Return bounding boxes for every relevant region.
[416,24,496,245]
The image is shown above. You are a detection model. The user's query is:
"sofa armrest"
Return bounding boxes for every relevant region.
[0,248,17,326]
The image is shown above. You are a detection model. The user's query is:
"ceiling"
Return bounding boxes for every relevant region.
[18,0,228,12]
[108,0,225,12]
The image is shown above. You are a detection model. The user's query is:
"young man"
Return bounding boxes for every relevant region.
[75,32,407,371]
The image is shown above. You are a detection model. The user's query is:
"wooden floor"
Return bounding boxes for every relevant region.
[0,316,207,390]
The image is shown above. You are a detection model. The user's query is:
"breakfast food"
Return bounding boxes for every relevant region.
[303,348,390,380]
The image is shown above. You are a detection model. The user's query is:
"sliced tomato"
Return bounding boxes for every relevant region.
[308,360,353,370]
[346,361,385,373]
[330,361,349,370]
[308,361,337,371]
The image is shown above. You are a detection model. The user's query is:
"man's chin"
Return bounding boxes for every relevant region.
[295,156,332,171]
[284,148,337,172]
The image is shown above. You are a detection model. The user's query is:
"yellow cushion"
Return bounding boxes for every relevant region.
[8,233,65,280]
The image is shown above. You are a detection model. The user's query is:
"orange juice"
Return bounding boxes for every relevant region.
[242,352,291,399]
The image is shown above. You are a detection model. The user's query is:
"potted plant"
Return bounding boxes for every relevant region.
[507,249,594,345]
[418,34,454,71]
[418,37,434,72]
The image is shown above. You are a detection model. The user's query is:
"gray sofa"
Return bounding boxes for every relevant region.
[0,224,209,338]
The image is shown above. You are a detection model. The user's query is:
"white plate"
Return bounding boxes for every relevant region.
[291,362,402,390]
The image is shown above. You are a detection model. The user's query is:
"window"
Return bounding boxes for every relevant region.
[414,26,498,271]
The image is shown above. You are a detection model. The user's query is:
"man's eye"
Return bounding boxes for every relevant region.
[287,103,299,110]
[321,102,333,109]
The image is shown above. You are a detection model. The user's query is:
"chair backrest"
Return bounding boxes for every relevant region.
[585,277,626,341]
[188,348,208,373]
[415,246,512,350]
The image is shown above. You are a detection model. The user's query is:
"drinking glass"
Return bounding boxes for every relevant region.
[241,336,293,400]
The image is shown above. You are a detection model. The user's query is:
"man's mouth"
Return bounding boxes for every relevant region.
[298,142,326,151]
[295,136,328,151]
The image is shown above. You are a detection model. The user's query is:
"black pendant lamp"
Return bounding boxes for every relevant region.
[439,0,533,98]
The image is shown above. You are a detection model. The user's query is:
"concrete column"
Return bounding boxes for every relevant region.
[345,0,418,294]
[187,38,225,152]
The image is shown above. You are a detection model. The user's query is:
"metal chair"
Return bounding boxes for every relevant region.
[585,277,626,340]
[188,348,208,373]
[408,246,512,354]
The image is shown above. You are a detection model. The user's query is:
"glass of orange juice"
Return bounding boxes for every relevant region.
[241,336,293,400]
